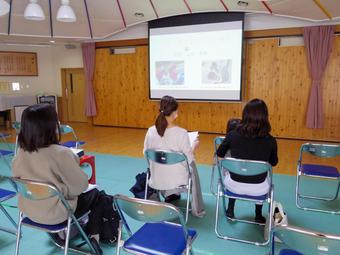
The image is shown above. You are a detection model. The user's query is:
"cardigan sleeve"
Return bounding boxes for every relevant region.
[56,149,88,198]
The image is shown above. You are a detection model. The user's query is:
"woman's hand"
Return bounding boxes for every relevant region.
[192,139,200,153]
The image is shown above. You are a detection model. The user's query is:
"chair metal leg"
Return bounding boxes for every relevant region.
[144,171,149,200]
[64,217,72,255]
[210,164,218,196]
[0,204,18,235]
[71,215,97,255]
[15,212,23,255]
[214,182,271,246]
[116,221,123,255]
[185,178,192,223]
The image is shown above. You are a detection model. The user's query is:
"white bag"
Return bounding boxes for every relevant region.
[264,201,288,241]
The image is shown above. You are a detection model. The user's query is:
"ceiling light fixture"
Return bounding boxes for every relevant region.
[134,12,145,18]
[237,1,249,7]
[57,0,76,22]
[0,0,10,17]
[24,0,45,21]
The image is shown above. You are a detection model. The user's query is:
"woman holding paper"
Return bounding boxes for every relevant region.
[143,95,205,217]
[12,104,106,254]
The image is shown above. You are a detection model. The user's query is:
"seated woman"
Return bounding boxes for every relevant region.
[12,104,107,255]
[217,99,278,223]
[143,95,205,218]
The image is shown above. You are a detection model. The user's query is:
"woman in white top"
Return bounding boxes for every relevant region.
[143,95,205,217]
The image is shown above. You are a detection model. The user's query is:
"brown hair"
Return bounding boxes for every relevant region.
[155,95,178,137]
[237,98,271,138]
[18,104,61,152]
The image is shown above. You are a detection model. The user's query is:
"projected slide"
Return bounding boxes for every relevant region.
[149,20,243,101]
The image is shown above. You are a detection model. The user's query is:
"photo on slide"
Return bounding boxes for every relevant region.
[155,61,184,85]
[201,60,232,84]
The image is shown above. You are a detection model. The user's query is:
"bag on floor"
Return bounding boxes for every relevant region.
[264,201,288,241]
[129,171,158,199]
[99,191,120,244]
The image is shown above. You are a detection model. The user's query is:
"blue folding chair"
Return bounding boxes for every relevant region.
[144,149,192,222]
[0,132,14,169]
[296,143,340,214]
[210,136,224,196]
[0,176,17,235]
[271,225,340,255]
[114,194,197,255]
[9,177,98,255]
[215,157,274,246]
[60,124,85,149]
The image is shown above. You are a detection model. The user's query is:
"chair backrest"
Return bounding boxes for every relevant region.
[214,136,224,152]
[12,122,21,133]
[300,143,340,159]
[9,177,59,201]
[60,124,78,139]
[114,194,188,237]
[273,225,340,255]
[220,157,271,176]
[145,149,187,165]
[144,149,191,174]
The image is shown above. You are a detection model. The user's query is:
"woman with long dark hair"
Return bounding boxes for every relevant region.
[217,98,278,223]
[13,104,108,254]
[143,95,205,217]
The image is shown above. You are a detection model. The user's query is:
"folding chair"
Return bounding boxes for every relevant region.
[214,157,274,246]
[144,149,192,222]
[0,176,18,235]
[9,177,99,255]
[114,194,197,255]
[60,124,85,149]
[296,143,340,214]
[210,136,224,196]
[271,225,340,255]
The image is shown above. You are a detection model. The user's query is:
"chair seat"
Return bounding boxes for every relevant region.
[22,217,69,232]
[0,188,16,202]
[124,222,197,255]
[279,249,303,255]
[0,133,10,138]
[224,189,268,201]
[0,149,13,156]
[301,164,339,178]
[61,141,85,148]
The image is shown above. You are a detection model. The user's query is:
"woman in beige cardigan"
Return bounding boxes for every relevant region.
[12,104,103,255]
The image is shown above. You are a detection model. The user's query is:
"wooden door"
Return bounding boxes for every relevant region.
[62,68,87,122]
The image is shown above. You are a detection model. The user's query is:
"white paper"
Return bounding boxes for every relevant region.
[188,131,199,147]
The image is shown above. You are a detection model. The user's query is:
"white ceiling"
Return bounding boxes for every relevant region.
[0,0,339,40]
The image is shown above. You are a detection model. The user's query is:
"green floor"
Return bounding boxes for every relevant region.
[1,152,340,254]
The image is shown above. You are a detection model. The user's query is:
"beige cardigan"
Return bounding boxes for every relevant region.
[12,144,88,224]
[143,126,194,190]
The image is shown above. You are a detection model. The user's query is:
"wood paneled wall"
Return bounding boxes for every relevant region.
[93,37,340,141]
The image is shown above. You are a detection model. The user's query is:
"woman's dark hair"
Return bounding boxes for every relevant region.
[226,118,241,134]
[155,95,178,137]
[18,104,60,152]
[238,98,271,138]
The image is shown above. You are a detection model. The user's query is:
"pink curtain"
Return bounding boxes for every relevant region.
[303,25,334,128]
[82,42,97,116]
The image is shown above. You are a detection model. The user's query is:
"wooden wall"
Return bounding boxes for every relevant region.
[93,36,340,141]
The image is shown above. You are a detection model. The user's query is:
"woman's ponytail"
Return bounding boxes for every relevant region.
[155,111,168,137]
[155,96,178,137]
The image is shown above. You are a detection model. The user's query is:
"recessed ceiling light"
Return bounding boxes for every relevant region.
[237,1,249,7]
[134,12,144,18]
[50,40,55,43]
